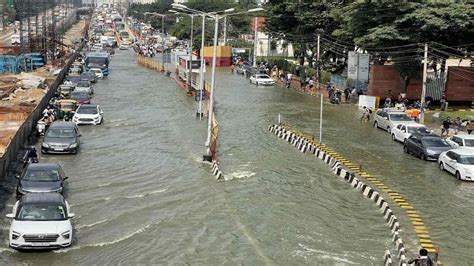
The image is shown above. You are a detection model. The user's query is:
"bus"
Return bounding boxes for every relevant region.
[84,52,110,76]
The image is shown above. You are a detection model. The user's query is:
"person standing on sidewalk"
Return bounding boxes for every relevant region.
[344,86,351,103]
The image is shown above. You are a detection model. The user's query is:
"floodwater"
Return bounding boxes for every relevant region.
[0,50,472,264]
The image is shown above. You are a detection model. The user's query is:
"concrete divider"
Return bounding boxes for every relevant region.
[210,160,224,180]
[269,124,408,265]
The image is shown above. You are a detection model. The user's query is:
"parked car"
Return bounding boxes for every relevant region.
[6,193,74,250]
[80,72,98,83]
[374,109,418,133]
[75,81,94,95]
[438,148,474,181]
[68,64,83,75]
[16,163,67,197]
[445,135,474,149]
[391,124,432,143]
[41,121,81,154]
[70,91,91,105]
[403,134,451,161]
[72,104,104,125]
[249,74,275,86]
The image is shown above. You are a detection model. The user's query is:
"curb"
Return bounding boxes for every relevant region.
[269,124,408,265]
[210,160,224,180]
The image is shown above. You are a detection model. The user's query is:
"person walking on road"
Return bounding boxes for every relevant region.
[408,248,438,266]
[441,117,452,137]
[344,87,351,103]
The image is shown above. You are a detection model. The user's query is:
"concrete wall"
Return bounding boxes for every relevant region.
[367,65,422,100]
[0,52,79,182]
[446,67,474,102]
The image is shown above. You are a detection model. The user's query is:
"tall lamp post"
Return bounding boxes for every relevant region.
[172,4,264,161]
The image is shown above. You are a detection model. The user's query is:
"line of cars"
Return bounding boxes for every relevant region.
[373,108,474,181]
[5,9,113,250]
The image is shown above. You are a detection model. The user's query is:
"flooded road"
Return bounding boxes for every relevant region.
[0,50,472,264]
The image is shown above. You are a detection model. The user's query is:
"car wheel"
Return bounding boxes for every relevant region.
[374,122,378,128]
[456,171,461,180]
[403,145,408,153]
[391,134,396,141]
[439,162,445,171]
[71,149,78,155]
[420,153,426,161]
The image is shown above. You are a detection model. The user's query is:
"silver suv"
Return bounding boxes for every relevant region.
[373,109,418,134]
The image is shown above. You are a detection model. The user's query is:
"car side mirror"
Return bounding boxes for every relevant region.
[68,213,75,218]
[15,174,20,179]
[6,213,14,219]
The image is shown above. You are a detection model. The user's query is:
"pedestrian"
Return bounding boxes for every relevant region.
[441,117,452,137]
[308,78,314,91]
[440,93,447,111]
[453,117,462,134]
[360,106,370,122]
[344,86,351,103]
[230,64,235,74]
[408,248,436,266]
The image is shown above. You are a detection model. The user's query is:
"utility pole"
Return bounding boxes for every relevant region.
[420,43,428,124]
[161,14,165,72]
[316,34,320,90]
[253,16,257,67]
[267,34,270,63]
[222,15,226,45]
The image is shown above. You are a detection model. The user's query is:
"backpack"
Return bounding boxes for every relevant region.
[418,257,433,266]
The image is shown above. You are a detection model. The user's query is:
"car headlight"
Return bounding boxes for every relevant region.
[52,187,63,193]
[11,231,20,240]
[42,143,49,148]
[426,149,436,155]
[61,231,70,240]
[69,143,77,148]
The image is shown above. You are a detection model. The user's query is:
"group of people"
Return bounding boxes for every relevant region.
[134,43,158,57]
[441,116,464,137]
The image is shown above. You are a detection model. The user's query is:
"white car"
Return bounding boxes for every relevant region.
[119,43,129,50]
[249,74,275,86]
[72,104,103,125]
[6,193,74,250]
[438,148,474,181]
[391,124,432,143]
[374,109,418,134]
[445,134,474,149]
[89,68,104,79]
[11,34,20,45]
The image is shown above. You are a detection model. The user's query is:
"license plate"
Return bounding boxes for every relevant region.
[31,243,50,246]
[54,148,64,151]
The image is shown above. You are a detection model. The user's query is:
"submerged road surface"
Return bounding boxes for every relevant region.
[0,51,472,264]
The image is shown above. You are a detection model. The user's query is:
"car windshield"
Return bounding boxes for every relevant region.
[71,92,88,98]
[17,204,66,221]
[459,155,474,164]
[257,75,270,79]
[423,138,449,147]
[77,106,98,114]
[464,139,474,147]
[23,169,60,181]
[46,128,75,138]
[77,82,89,87]
[390,114,412,121]
[408,127,430,134]
[60,102,75,109]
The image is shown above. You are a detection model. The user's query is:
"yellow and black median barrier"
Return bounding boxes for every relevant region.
[268,124,440,265]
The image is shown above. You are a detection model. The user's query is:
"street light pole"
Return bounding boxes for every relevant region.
[204,13,219,160]
[420,43,428,124]
[187,15,194,90]
[197,13,205,119]
[161,14,165,72]
[253,16,257,67]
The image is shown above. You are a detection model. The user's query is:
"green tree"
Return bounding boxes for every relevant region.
[331,1,474,92]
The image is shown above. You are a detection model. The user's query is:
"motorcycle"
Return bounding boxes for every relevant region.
[22,146,39,168]
[36,119,47,136]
